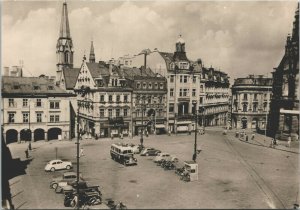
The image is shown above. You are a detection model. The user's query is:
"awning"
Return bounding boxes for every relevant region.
[280,109,300,114]
[155,124,165,128]
[177,121,191,125]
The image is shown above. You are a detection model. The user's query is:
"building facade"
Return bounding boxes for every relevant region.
[123,67,168,135]
[2,76,76,144]
[119,36,230,133]
[231,75,272,130]
[201,67,230,127]
[268,4,299,140]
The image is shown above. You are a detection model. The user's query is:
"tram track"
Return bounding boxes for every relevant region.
[223,135,286,209]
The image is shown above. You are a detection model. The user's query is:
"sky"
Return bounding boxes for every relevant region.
[1,0,298,82]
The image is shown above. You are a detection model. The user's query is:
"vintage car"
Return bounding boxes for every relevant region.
[50,172,83,189]
[45,159,72,172]
[154,153,178,163]
[140,148,161,156]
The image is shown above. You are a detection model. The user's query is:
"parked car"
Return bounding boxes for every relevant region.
[45,159,72,172]
[153,153,176,162]
[50,172,83,189]
[140,148,161,156]
[128,144,140,154]
[56,180,101,196]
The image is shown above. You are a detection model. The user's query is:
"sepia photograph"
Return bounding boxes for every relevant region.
[1,0,299,209]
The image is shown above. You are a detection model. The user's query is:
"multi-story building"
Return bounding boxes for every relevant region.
[123,67,168,135]
[2,76,76,144]
[201,67,230,127]
[268,4,299,140]
[119,36,230,133]
[231,75,272,130]
[74,56,132,138]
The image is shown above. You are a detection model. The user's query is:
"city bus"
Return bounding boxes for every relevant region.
[110,143,137,166]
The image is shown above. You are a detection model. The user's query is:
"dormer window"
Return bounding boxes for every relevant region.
[143,83,147,89]
[154,83,158,89]
[148,83,152,89]
[159,83,164,89]
[13,85,20,90]
[136,83,141,89]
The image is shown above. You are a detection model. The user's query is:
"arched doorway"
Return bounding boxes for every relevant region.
[20,129,32,141]
[241,117,247,129]
[6,129,18,144]
[34,129,45,141]
[48,128,62,140]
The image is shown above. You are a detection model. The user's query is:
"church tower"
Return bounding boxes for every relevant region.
[89,41,96,63]
[56,1,74,83]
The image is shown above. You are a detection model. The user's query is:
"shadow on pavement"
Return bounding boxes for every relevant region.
[2,138,33,210]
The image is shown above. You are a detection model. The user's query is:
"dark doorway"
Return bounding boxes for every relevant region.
[6,130,18,144]
[178,102,189,116]
[241,117,247,129]
[34,129,45,141]
[20,129,31,141]
[47,128,62,140]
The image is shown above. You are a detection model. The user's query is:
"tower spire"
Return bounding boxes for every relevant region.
[59,1,71,38]
[89,41,96,63]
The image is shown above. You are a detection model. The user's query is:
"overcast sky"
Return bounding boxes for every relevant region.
[2,0,298,81]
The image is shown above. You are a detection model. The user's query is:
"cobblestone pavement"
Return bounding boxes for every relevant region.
[7,129,299,209]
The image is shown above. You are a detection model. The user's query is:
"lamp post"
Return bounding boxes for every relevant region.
[75,102,80,209]
[192,101,198,162]
[140,97,145,147]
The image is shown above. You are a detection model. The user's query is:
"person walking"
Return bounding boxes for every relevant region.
[251,133,255,140]
[80,147,84,157]
[245,134,249,142]
[28,142,32,150]
[287,135,291,148]
[25,149,29,158]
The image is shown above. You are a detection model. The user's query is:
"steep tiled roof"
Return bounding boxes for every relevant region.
[86,62,110,78]
[2,76,74,96]
[123,67,158,80]
[63,68,80,89]
[159,52,174,68]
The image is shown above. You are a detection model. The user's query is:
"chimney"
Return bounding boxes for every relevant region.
[3,67,9,76]
[109,60,113,75]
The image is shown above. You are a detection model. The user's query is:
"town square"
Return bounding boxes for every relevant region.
[1,0,299,209]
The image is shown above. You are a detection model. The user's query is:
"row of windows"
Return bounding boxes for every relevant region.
[8,99,59,109]
[136,82,164,90]
[7,112,59,123]
[235,93,270,101]
[135,109,164,117]
[170,75,197,83]
[234,103,268,112]
[100,108,128,118]
[136,96,163,104]
[100,95,128,103]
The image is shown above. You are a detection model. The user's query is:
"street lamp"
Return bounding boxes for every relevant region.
[140,96,145,147]
[75,101,81,209]
[192,101,198,162]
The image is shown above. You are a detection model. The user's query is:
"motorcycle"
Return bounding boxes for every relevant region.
[106,199,127,210]
[180,171,190,182]
[64,191,101,207]
[156,159,166,166]
[163,161,175,170]
[175,167,185,175]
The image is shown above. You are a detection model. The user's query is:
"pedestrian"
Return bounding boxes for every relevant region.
[111,133,114,140]
[287,135,291,148]
[146,130,149,137]
[28,142,32,150]
[121,133,123,140]
[270,138,274,148]
[251,133,255,140]
[80,147,84,157]
[245,134,248,142]
[25,149,29,158]
[168,130,171,136]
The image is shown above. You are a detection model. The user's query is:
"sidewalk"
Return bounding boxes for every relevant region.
[227,129,299,154]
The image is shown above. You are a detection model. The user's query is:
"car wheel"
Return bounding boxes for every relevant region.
[50,167,55,172]
[51,183,58,189]
[66,165,71,170]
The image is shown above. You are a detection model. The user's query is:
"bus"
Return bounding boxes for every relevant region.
[110,143,137,166]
